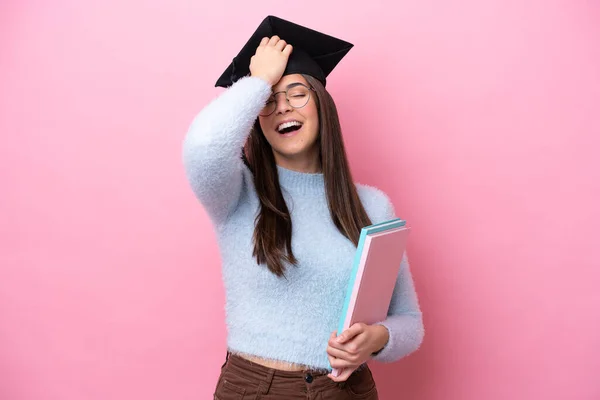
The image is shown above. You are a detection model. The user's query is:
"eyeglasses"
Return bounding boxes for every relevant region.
[259,83,316,117]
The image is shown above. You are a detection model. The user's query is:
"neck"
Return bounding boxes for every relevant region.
[273,151,321,174]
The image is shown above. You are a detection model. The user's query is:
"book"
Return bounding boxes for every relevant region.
[331,218,410,375]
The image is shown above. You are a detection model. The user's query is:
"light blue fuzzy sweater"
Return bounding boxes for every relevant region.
[182,76,424,370]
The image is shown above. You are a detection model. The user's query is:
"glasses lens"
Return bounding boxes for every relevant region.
[260,99,276,116]
[259,86,311,116]
[288,86,310,109]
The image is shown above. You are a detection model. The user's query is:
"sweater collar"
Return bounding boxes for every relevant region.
[276,165,325,196]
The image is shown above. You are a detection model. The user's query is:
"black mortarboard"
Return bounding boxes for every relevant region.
[215,16,353,88]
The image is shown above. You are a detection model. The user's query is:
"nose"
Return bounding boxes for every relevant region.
[274,93,292,115]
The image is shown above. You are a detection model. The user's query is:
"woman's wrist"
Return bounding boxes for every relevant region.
[370,324,390,355]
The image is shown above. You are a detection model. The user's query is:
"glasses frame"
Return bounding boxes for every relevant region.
[259,83,316,117]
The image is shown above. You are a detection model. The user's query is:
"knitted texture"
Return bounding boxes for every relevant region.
[183,76,423,369]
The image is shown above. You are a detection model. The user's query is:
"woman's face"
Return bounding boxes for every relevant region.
[258,74,320,168]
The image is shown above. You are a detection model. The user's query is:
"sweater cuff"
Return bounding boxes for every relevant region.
[369,313,424,363]
[371,323,390,357]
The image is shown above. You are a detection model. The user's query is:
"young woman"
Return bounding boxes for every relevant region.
[183,16,424,400]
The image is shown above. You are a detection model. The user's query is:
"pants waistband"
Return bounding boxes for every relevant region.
[223,352,349,393]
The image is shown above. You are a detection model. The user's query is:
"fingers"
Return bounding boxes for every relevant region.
[329,331,342,348]
[330,360,355,370]
[327,344,360,365]
[275,39,287,51]
[327,337,360,361]
[251,36,292,85]
[326,329,363,382]
[336,323,366,344]
[260,36,291,50]
[257,36,292,58]
[258,36,279,49]
[328,337,345,351]
[327,345,349,360]
[268,35,281,46]
[329,331,365,352]
[328,366,355,382]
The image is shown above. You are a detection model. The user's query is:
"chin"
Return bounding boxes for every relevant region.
[274,149,307,159]
[275,143,319,159]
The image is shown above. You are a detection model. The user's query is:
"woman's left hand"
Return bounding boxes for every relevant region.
[326,323,389,382]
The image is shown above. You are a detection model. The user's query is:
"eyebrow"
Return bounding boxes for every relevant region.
[271,82,304,93]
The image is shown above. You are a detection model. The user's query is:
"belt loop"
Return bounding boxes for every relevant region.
[220,351,230,370]
[256,368,275,396]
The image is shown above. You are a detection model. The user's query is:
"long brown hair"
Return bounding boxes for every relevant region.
[243,74,372,277]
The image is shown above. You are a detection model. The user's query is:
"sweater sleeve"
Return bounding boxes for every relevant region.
[371,201,425,363]
[182,76,272,224]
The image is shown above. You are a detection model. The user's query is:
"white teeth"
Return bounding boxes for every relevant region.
[277,121,302,132]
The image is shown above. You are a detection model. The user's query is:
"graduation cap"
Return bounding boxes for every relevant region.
[215,15,353,88]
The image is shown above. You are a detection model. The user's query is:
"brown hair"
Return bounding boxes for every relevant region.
[243,74,372,277]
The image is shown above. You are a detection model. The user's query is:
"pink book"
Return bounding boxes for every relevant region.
[332,219,410,376]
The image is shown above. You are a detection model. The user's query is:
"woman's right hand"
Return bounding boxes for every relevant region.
[249,36,293,86]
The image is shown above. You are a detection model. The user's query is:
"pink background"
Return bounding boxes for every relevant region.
[2,1,599,399]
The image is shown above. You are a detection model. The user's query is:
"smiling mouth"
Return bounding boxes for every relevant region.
[277,121,303,134]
